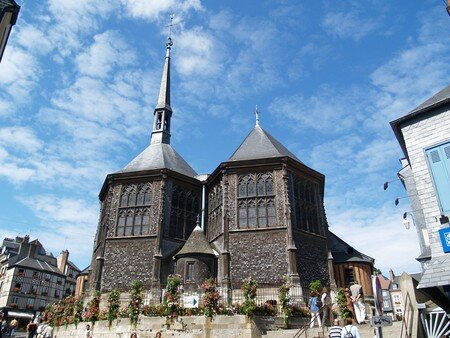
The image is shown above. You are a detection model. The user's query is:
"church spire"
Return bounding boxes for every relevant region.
[151,16,175,145]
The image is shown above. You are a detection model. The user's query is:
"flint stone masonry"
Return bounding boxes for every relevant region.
[102,237,156,291]
[52,315,262,338]
[293,231,328,286]
[229,229,287,284]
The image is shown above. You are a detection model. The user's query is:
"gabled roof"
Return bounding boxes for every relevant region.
[228,125,301,163]
[390,84,450,159]
[408,85,450,115]
[0,0,20,23]
[174,226,215,258]
[328,231,374,264]
[119,143,197,178]
[13,257,65,276]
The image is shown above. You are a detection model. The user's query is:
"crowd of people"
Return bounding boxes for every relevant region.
[308,280,366,338]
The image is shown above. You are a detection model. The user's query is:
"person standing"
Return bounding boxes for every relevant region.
[85,324,92,338]
[308,291,322,328]
[350,281,365,324]
[321,287,333,326]
[343,288,355,322]
[10,318,19,337]
[27,320,38,338]
[42,323,53,338]
[328,319,342,338]
[341,317,361,338]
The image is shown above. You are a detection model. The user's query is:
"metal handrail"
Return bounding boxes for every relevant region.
[293,306,326,338]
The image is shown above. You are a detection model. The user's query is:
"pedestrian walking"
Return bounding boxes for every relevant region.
[308,291,322,328]
[10,318,19,337]
[328,319,342,338]
[341,317,361,338]
[350,281,366,324]
[321,287,333,326]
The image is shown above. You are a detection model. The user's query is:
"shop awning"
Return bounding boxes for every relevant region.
[6,311,34,319]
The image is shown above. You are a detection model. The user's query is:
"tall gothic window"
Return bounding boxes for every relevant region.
[208,183,223,240]
[170,187,199,240]
[237,173,276,228]
[117,183,153,237]
[292,176,323,235]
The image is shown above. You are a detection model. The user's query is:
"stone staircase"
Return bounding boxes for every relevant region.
[261,321,403,338]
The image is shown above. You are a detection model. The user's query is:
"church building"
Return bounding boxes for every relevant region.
[85,34,372,304]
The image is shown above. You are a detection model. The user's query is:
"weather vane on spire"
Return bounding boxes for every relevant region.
[255,105,260,126]
[165,14,176,48]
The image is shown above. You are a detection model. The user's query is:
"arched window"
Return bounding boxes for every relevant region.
[170,186,200,240]
[238,172,276,228]
[117,183,153,237]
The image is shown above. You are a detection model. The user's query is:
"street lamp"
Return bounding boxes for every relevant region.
[402,212,415,230]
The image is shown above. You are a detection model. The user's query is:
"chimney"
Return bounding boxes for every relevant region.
[28,242,37,258]
[389,269,395,282]
[18,242,30,258]
[57,250,69,274]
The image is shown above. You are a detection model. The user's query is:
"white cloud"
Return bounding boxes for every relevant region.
[0,127,43,152]
[120,0,202,21]
[19,195,99,265]
[269,87,369,133]
[330,205,422,274]
[15,23,53,55]
[322,9,380,41]
[0,46,40,106]
[76,31,136,78]
[176,27,223,77]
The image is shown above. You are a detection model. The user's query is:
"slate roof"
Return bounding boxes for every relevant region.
[228,125,302,163]
[390,84,450,158]
[0,0,20,23]
[417,255,450,289]
[13,257,65,276]
[67,260,80,272]
[408,85,450,115]
[120,143,197,178]
[174,226,215,258]
[328,231,374,264]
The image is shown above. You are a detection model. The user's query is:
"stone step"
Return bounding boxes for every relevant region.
[262,321,403,338]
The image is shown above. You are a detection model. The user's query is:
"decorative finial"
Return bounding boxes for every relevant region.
[166,14,175,48]
[255,105,260,126]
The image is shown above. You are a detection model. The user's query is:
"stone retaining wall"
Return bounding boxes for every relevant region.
[52,315,262,338]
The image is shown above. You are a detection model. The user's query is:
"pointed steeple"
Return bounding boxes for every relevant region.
[228,108,302,163]
[151,30,174,145]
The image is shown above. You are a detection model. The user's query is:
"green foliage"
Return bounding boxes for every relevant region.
[201,278,220,319]
[128,281,143,326]
[83,291,101,324]
[337,288,351,319]
[279,276,293,327]
[309,279,323,293]
[74,297,84,327]
[241,277,258,316]
[163,274,183,319]
[107,289,121,326]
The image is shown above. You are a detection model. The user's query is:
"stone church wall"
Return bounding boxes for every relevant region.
[292,231,328,287]
[102,237,156,291]
[228,229,287,284]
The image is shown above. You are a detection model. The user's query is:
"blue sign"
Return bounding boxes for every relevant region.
[439,228,450,253]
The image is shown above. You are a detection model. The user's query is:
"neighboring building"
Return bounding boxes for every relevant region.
[84,35,374,306]
[0,0,20,62]
[74,266,89,298]
[329,231,374,297]
[0,236,80,324]
[391,85,450,312]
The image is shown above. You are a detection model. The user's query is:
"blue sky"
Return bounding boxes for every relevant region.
[1,0,449,276]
